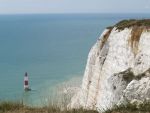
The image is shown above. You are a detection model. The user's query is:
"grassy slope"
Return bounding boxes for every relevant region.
[1,101,150,113]
[0,101,98,113]
[105,102,150,113]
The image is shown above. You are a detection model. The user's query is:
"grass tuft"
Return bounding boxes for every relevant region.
[105,101,150,113]
[0,101,98,113]
[0,101,23,112]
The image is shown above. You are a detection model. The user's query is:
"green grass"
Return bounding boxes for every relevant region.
[107,19,150,30]
[1,101,150,113]
[0,101,98,113]
[0,101,23,112]
[105,101,150,113]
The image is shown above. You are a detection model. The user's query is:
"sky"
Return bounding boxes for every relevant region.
[0,0,150,14]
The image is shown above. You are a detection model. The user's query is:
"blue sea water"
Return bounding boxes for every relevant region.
[0,13,150,105]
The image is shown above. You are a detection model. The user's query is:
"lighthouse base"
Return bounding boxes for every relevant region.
[24,88,31,91]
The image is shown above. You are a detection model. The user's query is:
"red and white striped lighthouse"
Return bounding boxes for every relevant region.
[24,72,31,91]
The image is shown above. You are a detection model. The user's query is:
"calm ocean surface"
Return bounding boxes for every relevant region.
[0,14,150,105]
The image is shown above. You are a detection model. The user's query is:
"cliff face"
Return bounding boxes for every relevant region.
[70,20,150,112]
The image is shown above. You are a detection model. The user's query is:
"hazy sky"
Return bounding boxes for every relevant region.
[0,0,150,14]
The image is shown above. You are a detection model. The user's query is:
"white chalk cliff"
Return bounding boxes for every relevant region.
[70,20,150,112]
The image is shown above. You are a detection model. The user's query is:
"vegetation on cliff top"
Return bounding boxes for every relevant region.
[107,19,150,30]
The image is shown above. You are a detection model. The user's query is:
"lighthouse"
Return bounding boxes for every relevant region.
[24,72,31,91]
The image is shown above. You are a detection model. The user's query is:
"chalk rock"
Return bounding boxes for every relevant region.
[69,20,150,112]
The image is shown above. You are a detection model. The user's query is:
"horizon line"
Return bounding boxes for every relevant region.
[0,12,150,15]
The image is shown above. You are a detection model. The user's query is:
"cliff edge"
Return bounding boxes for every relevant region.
[69,19,150,112]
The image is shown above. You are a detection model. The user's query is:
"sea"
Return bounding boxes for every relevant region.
[0,13,150,106]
